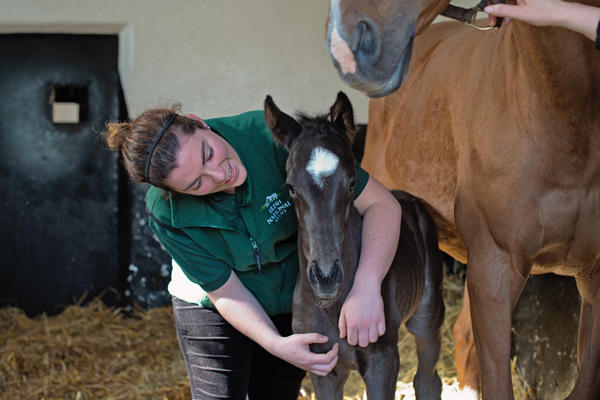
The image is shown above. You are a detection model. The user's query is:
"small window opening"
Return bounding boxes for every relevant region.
[50,85,89,124]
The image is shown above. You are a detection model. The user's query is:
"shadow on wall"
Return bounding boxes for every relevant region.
[0,34,170,317]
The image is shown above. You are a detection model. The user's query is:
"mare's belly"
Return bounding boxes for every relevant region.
[520,187,600,277]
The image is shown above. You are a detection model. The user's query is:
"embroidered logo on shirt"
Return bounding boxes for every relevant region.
[260,193,280,211]
[260,192,292,225]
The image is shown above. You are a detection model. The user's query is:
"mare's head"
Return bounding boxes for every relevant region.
[265,92,360,302]
[326,0,450,97]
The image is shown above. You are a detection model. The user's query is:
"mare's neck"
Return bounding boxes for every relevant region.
[506,17,600,116]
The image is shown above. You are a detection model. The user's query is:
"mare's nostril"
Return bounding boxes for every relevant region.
[355,19,379,57]
[356,22,370,53]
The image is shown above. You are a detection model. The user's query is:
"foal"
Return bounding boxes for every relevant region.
[264,92,445,400]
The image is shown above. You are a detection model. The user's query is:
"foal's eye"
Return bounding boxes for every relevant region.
[287,184,295,195]
[349,180,356,192]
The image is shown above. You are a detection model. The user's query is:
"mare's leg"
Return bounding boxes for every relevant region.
[467,244,528,400]
[405,269,445,399]
[453,279,480,399]
[566,274,600,399]
[310,368,350,400]
[359,345,400,400]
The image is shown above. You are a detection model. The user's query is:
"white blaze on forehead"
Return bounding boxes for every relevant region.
[306,147,339,189]
[329,0,356,75]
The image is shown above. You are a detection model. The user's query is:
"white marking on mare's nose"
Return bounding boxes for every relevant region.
[330,25,357,75]
[329,0,356,74]
[307,147,339,189]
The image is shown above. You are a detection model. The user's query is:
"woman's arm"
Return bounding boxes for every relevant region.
[485,0,600,42]
[207,270,339,375]
[338,177,402,347]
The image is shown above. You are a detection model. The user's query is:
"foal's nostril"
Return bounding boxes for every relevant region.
[308,261,321,286]
[309,260,344,287]
[333,259,344,285]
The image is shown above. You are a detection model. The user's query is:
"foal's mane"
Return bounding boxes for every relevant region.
[294,111,349,143]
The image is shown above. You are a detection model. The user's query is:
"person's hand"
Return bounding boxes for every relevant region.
[339,285,385,347]
[484,0,600,43]
[271,333,339,376]
[485,0,564,28]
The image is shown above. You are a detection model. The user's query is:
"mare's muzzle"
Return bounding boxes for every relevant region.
[308,259,344,299]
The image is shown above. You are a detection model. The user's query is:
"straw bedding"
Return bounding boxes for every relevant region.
[1,276,532,400]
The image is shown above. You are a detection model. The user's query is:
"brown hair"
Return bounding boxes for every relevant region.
[103,103,204,191]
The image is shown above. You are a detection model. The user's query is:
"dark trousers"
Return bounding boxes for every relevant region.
[172,297,306,400]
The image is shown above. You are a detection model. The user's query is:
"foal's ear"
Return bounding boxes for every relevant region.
[264,95,302,149]
[330,91,357,145]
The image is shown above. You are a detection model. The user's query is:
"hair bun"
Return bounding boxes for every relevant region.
[104,121,132,151]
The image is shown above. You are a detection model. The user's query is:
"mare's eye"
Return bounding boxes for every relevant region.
[349,180,356,192]
[288,184,295,195]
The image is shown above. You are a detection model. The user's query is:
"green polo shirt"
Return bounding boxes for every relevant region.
[146,110,369,315]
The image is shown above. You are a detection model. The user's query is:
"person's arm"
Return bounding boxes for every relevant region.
[338,177,402,347]
[485,0,600,42]
[207,270,339,375]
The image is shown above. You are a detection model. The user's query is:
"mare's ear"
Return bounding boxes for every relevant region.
[264,95,301,150]
[330,91,357,145]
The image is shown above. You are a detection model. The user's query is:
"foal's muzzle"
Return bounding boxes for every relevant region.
[308,259,344,299]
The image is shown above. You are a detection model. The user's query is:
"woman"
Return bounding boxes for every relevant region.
[103,103,402,400]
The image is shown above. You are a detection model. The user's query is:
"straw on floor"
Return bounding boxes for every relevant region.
[0,276,533,400]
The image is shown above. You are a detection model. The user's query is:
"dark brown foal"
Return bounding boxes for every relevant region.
[265,92,445,400]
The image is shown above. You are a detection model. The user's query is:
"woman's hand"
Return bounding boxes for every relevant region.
[208,271,339,375]
[271,334,339,375]
[339,282,385,347]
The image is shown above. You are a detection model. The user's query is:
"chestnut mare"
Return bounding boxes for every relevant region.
[326,0,600,399]
[264,92,445,400]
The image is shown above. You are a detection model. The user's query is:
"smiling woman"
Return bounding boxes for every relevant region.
[103,105,312,400]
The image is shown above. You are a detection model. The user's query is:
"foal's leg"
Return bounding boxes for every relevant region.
[310,368,350,400]
[466,246,528,400]
[359,345,400,400]
[566,275,600,399]
[453,280,480,399]
[405,276,445,398]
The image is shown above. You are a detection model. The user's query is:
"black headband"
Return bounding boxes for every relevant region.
[145,114,178,184]
[596,18,600,50]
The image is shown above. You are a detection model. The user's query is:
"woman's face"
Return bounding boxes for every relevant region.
[166,116,247,196]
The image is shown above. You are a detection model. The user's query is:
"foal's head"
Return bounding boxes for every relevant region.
[265,92,359,302]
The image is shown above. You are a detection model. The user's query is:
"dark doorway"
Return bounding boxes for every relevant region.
[0,34,129,316]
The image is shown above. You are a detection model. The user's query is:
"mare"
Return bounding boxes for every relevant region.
[325,0,600,399]
[264,92,445,400]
